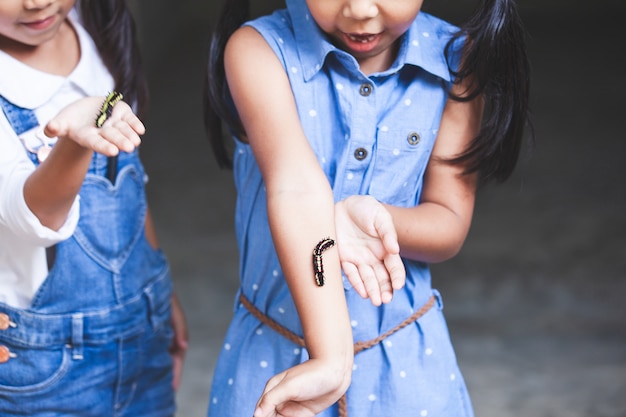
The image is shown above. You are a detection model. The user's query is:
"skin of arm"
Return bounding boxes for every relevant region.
[385,83,483,264]
[225,26,353,416]
[330,82,482,305]
[23,97,144,230]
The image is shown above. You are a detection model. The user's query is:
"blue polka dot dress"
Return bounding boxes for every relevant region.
[207,1,474,416]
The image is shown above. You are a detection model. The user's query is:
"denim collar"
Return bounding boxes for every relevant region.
[287,0,454,82]
[0,9,110,109]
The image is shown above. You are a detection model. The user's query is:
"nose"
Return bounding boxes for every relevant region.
[23,0,53,10]
[343,0,379,20]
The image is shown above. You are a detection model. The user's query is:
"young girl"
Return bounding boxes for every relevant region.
[205,0,530,416]
[0,0,187,415]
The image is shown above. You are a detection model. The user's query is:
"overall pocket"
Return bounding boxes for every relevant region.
[0,341,71,393]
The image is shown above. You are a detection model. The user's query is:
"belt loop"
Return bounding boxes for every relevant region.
[71,313,84,360]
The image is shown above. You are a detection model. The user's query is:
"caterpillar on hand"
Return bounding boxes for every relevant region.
[95,91,123,128]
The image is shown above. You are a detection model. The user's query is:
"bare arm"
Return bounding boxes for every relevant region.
[332,82,482,305]
[225,26,353,416]
[23,97,144,230]
[385,84,483,263]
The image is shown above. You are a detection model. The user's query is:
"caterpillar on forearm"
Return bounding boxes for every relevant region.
[312,237,335,286]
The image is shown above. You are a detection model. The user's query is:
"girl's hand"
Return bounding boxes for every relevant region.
[169,293,189,391]
[254,358,351,417]
[43,96,145,156]
[335,195,406,306]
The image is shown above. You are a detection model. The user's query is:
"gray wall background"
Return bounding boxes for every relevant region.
[128,1,625,416]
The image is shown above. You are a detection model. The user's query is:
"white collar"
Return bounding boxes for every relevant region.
[0,10,112,109]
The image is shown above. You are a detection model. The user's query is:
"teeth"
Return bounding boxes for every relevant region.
[348,34,375,43]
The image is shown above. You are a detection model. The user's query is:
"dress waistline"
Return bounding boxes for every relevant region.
[239,292,436,417]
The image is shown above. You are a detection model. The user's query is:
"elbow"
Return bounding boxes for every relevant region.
[401,231,468,264]
[435,239,466,263]
[431,230,469,263]
[414,245,463,264]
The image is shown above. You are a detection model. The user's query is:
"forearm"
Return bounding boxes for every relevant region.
[267,188,353,366]
[384,200,474,263]
[387,82,481,264]
[23,137,92,230]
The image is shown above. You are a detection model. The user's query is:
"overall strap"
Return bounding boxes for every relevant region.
[239,292,436,417]
[0,95,118,182]
[0,95,39,134]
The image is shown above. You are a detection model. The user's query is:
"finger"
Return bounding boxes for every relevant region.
[98,125,139,154]
[254,374,291,417]
[275,401,315,417]
[171,352,184,391]
[342,262,367,299]
[111,102,146,135]
[81,132,120,156]
[358,264,382,306]
[43,118,67,139]
[373,262,394,304]
[117,113,146,136]
[384,253,406,290]
[127,115,146,135]
[109,119,143,149]
[373,209,400,255]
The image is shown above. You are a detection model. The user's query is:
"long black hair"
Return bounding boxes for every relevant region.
[204,0,250,169]
[78,0,149,118]
[445,0,532,183]
[205,0,532,182]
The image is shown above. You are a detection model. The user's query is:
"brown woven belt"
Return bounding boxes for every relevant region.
[239,293,437,417]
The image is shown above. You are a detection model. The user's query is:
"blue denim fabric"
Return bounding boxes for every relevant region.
[0,96,175,416]
[0,96,38,135]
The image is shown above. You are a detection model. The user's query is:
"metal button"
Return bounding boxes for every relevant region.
[407,132,421,145]
[354,147,368,161]
[359,83,373,97]
[0,346,11,363]
[0,314,15,331]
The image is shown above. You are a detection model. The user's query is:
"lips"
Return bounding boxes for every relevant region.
[22,15,56,31]
[341,32,382,53]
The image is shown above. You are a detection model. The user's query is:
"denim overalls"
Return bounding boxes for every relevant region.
[0,96,175,416]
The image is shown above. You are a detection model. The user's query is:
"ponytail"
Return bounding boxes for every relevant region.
[78,0,149,118]
[204,0,250,169]
[446,0,532,183]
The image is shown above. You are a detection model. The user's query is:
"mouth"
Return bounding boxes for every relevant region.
[22,15,56,31]
[340,31,382,54]
[346,33,379,44]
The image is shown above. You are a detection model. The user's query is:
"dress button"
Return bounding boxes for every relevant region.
[359,83,373,97]
[0,346,11,363]
[407,132,421,145]
[0,313,15,331]
[354,147,368,161]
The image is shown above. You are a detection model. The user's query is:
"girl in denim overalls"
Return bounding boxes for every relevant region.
[0,1,187,415]
[205,0,531,416]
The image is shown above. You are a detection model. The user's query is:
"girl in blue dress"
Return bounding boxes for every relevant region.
[205,0,531,416]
